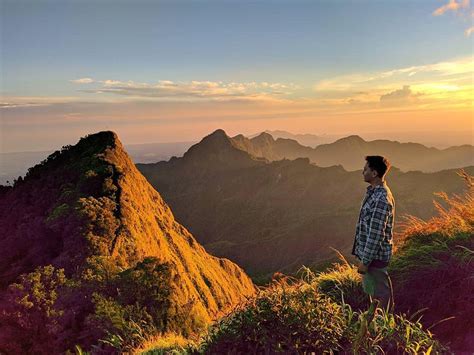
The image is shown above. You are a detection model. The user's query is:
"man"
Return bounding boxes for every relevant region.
[352,155,395,312]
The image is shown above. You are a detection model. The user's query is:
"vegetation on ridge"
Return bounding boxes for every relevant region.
[0,132,255,353]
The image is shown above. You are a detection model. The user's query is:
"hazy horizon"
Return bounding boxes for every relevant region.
[0,128,472,155]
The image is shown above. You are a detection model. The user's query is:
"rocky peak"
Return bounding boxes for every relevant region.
[251,132,275,145]
[0,130,256,348]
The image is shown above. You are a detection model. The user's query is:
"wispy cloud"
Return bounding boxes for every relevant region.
[0,96,81,109]
[70,77,95,84]
[380,85,413,101]
[433,0,470,16]
[313,56,473,110]
[71,78,298,102]
[314,56,473,93]
[432,0,473,35]
[465,26,474,36]
[0,102,45,109]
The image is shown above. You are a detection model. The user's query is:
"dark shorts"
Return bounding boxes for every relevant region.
[362,266,394,311]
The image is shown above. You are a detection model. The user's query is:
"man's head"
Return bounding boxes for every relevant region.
[363,156,391,184]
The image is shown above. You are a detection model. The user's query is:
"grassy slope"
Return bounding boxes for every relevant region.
[140,170,472,354]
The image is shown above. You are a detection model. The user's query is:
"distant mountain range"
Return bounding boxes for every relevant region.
[233,132,474,172]
[249,130,342,147]
[256,130,473,150]
[0,131,254,352]
[137,129,474,277]
[3,131,472,185]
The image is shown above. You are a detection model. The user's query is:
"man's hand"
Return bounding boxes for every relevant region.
[357,262,369,274]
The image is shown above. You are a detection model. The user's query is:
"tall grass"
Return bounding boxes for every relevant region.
[134,333,195,355]
[175,268,445,354]
[312,251,368,312]
[389,169,473,351]
[396,170,473,248]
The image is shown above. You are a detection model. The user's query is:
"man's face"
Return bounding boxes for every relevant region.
[363,162,377,183]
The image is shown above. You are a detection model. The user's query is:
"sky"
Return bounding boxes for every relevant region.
[1,0,473,153]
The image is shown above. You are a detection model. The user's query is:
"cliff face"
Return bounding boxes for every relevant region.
[93,132,255,317]
[0,131,255,352]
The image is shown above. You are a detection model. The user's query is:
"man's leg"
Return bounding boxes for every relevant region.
[362,270,376,296]
[370,266,394,312]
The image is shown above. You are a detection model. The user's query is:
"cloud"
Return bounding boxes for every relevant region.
[380,85,417,102]
[432,0,469,16]
[432,0,473,35]
[75,79,297,101]
[1,102,49,109]
[314,56,473,93]
[465,26,474,36]
[0,96,86,110]
[70,78,95,84]
[312,56,473,110]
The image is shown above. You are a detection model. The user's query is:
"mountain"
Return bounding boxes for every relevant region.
[137,129,474,277]
[0,131,255,352]
[232,132,316,162]
[248,130,341,147]
[234,133,474,173]
[313,136,474,171]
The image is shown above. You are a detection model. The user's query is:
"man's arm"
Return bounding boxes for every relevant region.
[360,197,391,266]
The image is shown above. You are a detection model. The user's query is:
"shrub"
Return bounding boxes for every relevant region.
[198,276,346,353]
[313,261,368,312]
[0,265,66,354]
[86,293,157,352]
[82,258,177,352]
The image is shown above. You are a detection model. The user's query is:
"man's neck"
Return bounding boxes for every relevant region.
[370,179,385,188]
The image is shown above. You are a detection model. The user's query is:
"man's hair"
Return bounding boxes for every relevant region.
[365,155,391,178]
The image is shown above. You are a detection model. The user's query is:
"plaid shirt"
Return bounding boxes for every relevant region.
[352,182,395,266]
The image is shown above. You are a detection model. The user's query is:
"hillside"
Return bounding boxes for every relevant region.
[137,129,474,277]
[0,131,255,353]
[141,171,473,354]
[233,132,474,172]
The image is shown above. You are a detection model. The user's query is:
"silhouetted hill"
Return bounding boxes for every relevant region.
[232,132,313,162]
[0,131,255,352]
[234,133,474,172]
[181,129,266,171]
[249,130,341,147]
[137,129,474,277]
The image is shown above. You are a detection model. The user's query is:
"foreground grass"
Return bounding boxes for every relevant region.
[137,270,445,354]
[135,333,195,355]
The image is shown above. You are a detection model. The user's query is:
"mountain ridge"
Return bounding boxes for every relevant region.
[0,130,255,352]
[234,130,474,172]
